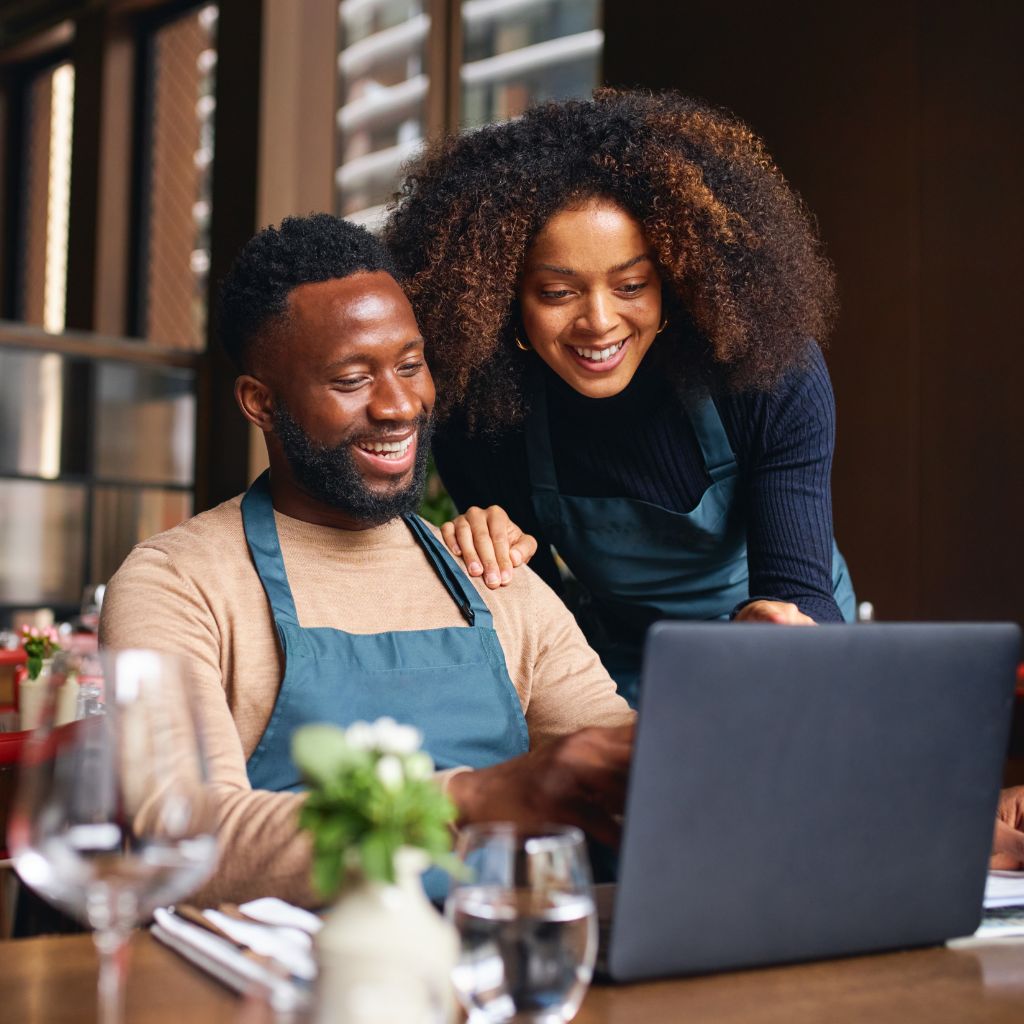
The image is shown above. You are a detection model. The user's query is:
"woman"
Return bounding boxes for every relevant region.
[385,90,855,704]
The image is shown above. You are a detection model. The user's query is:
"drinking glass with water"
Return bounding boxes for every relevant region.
[447,824,597,1023]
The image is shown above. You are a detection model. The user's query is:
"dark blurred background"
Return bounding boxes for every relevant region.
[0,0,1020,629]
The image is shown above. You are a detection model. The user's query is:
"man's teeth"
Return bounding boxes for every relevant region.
[572,339,625,362]
[357,437,413,459]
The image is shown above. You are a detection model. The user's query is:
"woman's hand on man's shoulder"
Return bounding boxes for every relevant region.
[441,505,538,588]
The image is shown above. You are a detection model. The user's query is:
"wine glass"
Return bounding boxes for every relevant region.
[8,648,219,1024]
[447,824,597,1023]
[78,582,107,634]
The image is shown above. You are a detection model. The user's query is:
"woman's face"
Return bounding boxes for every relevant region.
[519,199,663,399]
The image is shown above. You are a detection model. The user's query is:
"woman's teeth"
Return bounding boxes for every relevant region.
[571,339,625,363]
[357,437,413,460]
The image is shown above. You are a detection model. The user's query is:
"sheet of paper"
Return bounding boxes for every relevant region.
[984,870,1024,908]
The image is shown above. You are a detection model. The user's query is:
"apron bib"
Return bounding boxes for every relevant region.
[525,367,855,705]
[241,471,529,899]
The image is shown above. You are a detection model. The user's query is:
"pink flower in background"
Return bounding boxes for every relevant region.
[20,625,62,680]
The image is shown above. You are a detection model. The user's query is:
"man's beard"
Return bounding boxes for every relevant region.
[272,401,433,526]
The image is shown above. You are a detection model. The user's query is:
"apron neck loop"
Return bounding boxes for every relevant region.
[402,514,491,628]
[241,470,301,625]
[242,472,492,632]
[525,360,738,489]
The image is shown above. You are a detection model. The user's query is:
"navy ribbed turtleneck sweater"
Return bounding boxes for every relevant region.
[433,343,845,623]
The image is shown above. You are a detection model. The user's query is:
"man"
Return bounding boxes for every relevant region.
[100,213,634,907]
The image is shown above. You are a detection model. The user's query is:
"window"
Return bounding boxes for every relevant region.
[335,0,603,224]
[0,346,195,618]
[461,0,602,128]
[135,4,218,349]
[336,0,432,228]
[18,61,74,331]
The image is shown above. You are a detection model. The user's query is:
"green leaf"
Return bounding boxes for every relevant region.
[292,724,357,786]
[359,831,396,884]
[312,852,342,899]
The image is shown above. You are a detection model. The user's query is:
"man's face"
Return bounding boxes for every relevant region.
[264,271,436,525]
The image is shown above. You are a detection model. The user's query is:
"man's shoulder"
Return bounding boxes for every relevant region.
[120,495,248,574]
[101,495,256,648]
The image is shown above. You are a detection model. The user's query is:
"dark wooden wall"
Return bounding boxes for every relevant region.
[603,0,1024,624]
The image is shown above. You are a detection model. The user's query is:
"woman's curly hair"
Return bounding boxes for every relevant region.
[384,89,837,432]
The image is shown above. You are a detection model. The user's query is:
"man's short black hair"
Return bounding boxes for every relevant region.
[217,213,398,373]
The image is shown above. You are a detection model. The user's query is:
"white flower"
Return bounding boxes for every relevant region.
[371,716,398,744]
[404,751,434,780]
[344,721,376,751]
[375,754,404,790]
[371,717,422,756]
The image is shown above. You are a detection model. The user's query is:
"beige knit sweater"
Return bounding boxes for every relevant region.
[100,496,632,906]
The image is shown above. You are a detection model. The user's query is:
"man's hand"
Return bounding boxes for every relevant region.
[992,786,1024,869]
[447,724,635,848]
[441,506,538,589]
[735,600,816,625]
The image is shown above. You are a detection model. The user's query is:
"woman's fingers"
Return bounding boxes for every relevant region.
[483,506,515,585]
[440,520,461,557]
[453,516,484,576]
[451,507,503,587]
[507,524,538,568]
[442,507,533,587]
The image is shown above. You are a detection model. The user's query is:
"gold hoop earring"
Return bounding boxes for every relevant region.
[655,318,669,336]
[514,332,531,352]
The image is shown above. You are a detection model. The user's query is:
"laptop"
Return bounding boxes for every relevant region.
[603,622,1021,982]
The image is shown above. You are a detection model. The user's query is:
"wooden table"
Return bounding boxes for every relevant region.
[4,931,1024,1023]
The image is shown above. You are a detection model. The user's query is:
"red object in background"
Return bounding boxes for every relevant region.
[0,719,86,860]
[0,648,27,716]
[0,723,28,860]
[1017,663,1024,697]
[0,727,23,765]
[0,648,27,673]
[0,650,28,859]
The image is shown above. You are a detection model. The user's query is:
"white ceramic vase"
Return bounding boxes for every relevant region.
[314,847,458,1024]
[17,658,52,731]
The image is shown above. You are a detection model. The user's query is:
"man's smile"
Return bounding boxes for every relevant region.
[352,431,418,475]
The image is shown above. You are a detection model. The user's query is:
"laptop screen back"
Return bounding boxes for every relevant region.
[609,623,1020,981]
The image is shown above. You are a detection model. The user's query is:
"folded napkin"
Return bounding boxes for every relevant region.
[984,871,1024,910]
[152,898,322,1011]
[973,871,1024,940]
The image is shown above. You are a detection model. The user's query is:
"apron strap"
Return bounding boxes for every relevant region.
[403,514,492,629]
[684,394,737,483]
[241,470,300,626]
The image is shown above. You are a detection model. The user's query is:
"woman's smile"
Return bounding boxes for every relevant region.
[565,335,631,373]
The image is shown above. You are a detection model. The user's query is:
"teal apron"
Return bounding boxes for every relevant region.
[525,370,856,706]
[241,471,529,900]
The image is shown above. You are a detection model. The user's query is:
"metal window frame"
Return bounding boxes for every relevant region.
[0,319,200,620]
